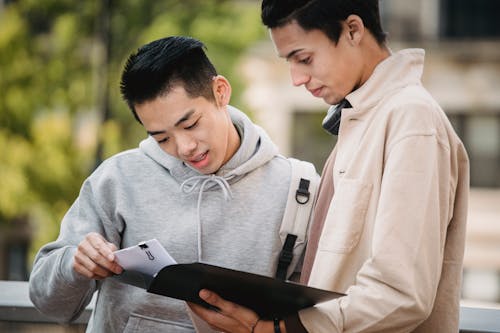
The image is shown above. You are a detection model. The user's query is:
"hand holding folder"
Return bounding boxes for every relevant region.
[112,239,344,319]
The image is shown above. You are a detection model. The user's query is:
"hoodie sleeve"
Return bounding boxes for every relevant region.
[29,177,121,323]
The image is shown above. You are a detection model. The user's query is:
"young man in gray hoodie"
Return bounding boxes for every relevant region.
[29,36,317,332]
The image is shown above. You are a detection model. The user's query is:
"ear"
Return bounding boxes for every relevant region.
[344,14,365,45]
[212,75,232,107]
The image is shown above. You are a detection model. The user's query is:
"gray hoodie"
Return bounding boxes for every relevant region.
[29,106,294,332]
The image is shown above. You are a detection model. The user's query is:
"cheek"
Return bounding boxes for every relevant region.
[314,59,338,84]
[211,131,226,152]
[327,61,355,91]
[160,144,178,158]
[211,129,230,159]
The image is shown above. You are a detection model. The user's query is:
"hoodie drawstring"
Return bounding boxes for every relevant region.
[180,175,233,261]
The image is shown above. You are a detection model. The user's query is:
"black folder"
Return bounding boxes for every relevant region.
[113,262,344,319]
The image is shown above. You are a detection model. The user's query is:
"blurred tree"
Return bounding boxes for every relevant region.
[0,0,266,264]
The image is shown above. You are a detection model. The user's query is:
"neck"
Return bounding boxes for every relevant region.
[358,40,391,88]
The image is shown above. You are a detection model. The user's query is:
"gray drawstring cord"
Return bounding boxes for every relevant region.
[180,175,233,261]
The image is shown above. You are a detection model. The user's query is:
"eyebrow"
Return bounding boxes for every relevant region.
[147,109,195,136]
[284,48,304,61]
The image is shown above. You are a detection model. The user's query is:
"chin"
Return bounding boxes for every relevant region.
[323,97,336,105]
[203,165,219,175]
[324,96,344,105]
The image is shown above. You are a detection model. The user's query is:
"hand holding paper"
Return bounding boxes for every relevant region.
[73,232,123,279]
[113,239,176,277]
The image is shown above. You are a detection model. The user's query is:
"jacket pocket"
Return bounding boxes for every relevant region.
[318,178,372,253]
[123,313,194,333]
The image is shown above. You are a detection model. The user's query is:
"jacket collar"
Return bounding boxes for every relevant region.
[346,49,425,114]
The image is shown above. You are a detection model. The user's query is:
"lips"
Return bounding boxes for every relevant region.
[186,151,211,171]
[308,87,323,97]
[189,152,208,163]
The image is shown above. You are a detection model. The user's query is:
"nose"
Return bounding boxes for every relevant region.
[290,63,310,87]
[176,134,197,158]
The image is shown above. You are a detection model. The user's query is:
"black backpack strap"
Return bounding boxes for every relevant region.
[295,178,311,204]
[276,158,319,281]
[275,233,298,280]
[275,178,310,280]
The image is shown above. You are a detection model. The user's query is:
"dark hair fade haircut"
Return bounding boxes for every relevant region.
[261,0,386,45]
[120,36,218,123]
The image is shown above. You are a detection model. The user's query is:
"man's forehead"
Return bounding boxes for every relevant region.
[270,22,313,58]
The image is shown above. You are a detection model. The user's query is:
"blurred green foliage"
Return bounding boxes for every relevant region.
[0,0,266,259]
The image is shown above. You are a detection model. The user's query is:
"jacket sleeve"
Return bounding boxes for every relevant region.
[298,132,455,332]
[29,179,121,323]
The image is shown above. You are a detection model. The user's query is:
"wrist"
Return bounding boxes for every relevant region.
[254,319,285,333]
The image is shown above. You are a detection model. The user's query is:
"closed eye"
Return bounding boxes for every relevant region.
[157,137,169,144]
[299,57,311,65]
[185,120,199,130]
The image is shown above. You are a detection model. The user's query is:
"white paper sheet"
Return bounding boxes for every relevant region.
[114,239,176,277]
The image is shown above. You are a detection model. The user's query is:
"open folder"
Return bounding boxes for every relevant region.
[112,239,344,319]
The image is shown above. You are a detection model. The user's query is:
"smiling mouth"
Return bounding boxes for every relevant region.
[189,152,208,163]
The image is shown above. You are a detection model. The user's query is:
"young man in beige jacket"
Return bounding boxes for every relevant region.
[189,1,470,332]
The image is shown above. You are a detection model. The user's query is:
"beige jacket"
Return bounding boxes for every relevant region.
[299,49,469,332]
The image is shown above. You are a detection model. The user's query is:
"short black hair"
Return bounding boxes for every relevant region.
[261,0,386,45]
[120,36,217,122]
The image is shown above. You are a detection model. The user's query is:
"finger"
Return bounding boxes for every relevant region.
[74,250,114,279]
[199,290,260,330]
[188,302,224,331]
[73,261,108,280]
[73,259,94,279]
[77,240,110,272]
[188,302,238,332]
[87,232,116,261]
[83,234,122,274]
[188,302,216,319]
[200,289,248,318]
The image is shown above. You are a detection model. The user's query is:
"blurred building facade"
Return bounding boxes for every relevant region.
[241,0,500,304]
